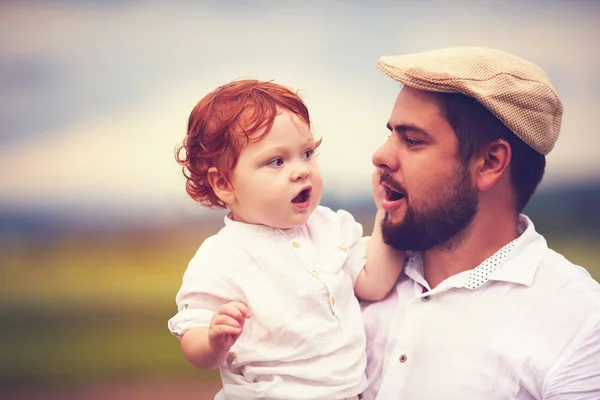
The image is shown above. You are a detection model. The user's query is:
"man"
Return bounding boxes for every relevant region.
[363,47,600,399]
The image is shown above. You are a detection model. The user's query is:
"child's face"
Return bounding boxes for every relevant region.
[228,110,323,229]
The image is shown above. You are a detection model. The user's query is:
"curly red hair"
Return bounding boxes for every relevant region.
[176,79,313,209]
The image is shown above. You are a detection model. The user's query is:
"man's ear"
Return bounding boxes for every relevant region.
[207,167,235,204]
[474,139,511,192]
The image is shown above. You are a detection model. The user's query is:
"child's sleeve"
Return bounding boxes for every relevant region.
[167,242,245,339]
[335,209,369,286]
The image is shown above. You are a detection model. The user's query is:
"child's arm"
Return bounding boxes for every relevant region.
[353,168,406,301]
[180,301,251,370]
[354,209,405,301]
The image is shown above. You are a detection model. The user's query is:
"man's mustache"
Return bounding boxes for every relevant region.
[380,172,407,196]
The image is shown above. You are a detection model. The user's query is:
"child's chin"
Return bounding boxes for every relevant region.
[296,214,312,226]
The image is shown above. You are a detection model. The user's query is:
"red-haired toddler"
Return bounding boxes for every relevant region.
[168,80,403,400]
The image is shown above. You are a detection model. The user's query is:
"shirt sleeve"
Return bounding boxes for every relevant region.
[543,319,600,399]
[167,239,246,339]
[336,209,369,285]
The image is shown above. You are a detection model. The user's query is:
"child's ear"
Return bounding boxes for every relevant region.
[207,167,235,204]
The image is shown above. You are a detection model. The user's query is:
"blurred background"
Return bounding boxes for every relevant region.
[1,1,598,399]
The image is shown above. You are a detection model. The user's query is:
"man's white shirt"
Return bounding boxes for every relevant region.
[362,215,600,399]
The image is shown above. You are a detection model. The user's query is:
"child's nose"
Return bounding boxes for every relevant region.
[291,164,310,181]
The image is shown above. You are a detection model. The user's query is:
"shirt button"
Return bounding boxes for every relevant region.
[339,245,348,251]
[312,269,319,276]
[331,298,335,306]
[399,354,407,363]
[422,295,430,302]
[292,242,301,248]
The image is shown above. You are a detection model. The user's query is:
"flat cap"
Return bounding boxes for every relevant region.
[377,47,562,155]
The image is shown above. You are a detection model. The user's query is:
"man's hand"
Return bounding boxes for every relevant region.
[208,301,252,352]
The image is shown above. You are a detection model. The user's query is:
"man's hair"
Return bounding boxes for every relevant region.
[176,79,312,209]
[435,92,546,212]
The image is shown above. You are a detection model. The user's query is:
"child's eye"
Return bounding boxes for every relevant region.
[302,149,314,159]
[267,158,284,167]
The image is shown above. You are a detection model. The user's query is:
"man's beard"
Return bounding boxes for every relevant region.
[381,164,478,252]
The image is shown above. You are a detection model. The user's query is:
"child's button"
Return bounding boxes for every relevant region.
[339,245,348,251]
[331,297,335,306]
[292,241,301,248]
[311,269,319,276]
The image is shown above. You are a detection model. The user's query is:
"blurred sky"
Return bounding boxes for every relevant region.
[0,0,598,223]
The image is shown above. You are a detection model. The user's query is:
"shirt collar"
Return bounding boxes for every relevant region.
[486,214,547,287]
[401,214,547,291]
[222,213,301,238]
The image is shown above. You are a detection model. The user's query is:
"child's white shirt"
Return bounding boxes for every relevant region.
[168,205,369,400]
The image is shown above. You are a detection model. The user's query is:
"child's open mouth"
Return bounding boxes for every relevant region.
[292,187,312,205]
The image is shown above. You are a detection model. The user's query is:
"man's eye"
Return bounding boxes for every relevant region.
[267,158,284,167]
[404,138,420,146]
[302,149,314,159]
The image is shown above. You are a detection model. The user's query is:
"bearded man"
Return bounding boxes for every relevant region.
[363,47,600,400]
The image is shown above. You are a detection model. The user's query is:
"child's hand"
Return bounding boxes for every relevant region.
[372,167,385,210]
[208,301,251,352]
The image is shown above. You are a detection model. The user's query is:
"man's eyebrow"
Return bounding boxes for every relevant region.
[386,122,432,139]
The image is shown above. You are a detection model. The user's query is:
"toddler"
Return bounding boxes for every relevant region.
[168,79,403,400]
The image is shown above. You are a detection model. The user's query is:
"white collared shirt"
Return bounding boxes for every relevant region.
[362,215,600,400]
[168,205,368,400]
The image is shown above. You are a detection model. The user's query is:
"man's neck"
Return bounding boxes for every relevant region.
[422,209,520,289]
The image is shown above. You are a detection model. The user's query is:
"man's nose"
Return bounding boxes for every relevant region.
[372,141,398,171]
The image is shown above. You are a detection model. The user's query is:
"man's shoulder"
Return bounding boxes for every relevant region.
[535,248,600,306]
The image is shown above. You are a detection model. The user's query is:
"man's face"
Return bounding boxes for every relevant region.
[372,87,478,251]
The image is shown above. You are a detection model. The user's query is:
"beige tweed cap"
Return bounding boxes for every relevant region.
[377,47,563,155]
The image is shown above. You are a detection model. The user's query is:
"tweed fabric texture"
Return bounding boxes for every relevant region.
[377,47,563,155]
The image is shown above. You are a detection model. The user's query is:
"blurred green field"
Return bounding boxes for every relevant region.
[0,218,599,391]
[0,222,223,389]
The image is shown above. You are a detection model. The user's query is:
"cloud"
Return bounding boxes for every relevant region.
[0,62,393,214]
[0,1,330,145]
[0,0,598,218]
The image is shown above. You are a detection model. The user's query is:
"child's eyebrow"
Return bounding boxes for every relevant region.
[255,138,315,160]
[302,136,317,147]
[255,145,288,160]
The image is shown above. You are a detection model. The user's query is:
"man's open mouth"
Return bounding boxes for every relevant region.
[292,187,312,203]
[384,185,405,201]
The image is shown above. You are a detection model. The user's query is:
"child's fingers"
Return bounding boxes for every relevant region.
[217,304,245,325]
[213,314,243,330]
[212,323,242,336]
[230,301,252,319]
[372,168,385,208]
[219,302,252,321]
